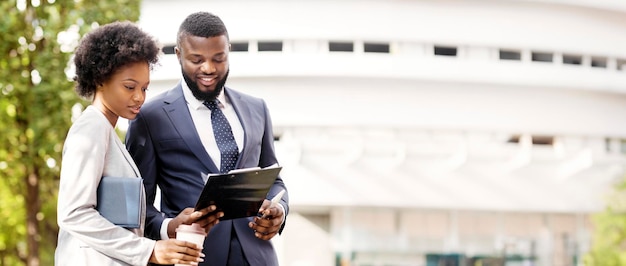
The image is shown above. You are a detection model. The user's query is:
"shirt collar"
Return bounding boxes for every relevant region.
[181,80,227,110]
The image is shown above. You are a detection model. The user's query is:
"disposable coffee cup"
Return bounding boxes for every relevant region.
[175,223,205,266]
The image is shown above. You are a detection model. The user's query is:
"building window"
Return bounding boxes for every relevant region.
[499,50,521,61]
[364,42,390,53]
[434,46,457,56]
[532,136,554,145]
[591,56,607,68]
[230,42,249,52]
[563,54,582,65]
[531,52,553,62]
[329,41,354,52]
[617,59,626,71]
[162,45,176,55]
[258,41,283,51]
[508,135,554,145]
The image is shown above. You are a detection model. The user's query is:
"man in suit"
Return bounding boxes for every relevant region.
[126,12,288,266]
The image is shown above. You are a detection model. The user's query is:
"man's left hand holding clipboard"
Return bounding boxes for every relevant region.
[249,188,286,241]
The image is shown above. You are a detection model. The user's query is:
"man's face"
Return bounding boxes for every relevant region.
[176,34,230,102]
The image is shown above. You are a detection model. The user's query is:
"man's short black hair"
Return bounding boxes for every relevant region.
[177,11,229,46]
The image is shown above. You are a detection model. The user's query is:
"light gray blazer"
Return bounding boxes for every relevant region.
[55,106,155,266]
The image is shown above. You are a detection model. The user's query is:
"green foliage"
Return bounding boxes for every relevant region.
[584,177,626,265]
[0,0,141,265]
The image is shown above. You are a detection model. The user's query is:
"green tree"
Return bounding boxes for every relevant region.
[0,1,141,265]
[584,177,626,265]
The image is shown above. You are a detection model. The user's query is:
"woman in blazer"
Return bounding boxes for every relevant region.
[55,21,218,266]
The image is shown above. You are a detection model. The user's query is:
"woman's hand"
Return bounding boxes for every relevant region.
[149,239,205,265]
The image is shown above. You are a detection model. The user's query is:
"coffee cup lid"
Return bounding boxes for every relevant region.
[176,223,204,234]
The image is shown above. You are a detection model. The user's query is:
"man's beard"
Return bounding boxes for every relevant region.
[183,69,229,102]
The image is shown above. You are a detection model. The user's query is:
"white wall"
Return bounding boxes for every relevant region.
[141,0,626,56]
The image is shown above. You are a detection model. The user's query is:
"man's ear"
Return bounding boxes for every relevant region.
[174,46,181,63]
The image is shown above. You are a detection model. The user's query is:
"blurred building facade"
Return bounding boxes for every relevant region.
[137,0,626,265]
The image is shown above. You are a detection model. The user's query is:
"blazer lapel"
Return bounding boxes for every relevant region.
[113,136,141,177]
[163,84,220,173]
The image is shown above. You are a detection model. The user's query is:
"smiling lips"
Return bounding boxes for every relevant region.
[199,76,216,87]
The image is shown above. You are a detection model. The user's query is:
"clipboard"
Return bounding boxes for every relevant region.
[96,176,143,228]
[194,166,282,221]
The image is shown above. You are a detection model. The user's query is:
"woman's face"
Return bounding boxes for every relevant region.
[97,61,149,126]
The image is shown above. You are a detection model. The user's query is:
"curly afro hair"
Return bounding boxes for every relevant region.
[177,12,229,46]
[73,21,160,99]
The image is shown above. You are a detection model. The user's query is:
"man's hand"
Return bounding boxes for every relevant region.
[248,199,284,241]
[168,206,224,238]
[149,239,204,265]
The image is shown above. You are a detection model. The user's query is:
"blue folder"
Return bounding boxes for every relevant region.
[96,176,143,228]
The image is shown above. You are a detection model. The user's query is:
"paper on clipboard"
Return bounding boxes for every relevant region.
[194,165,282,220]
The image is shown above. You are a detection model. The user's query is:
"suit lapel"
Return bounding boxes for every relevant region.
[113,135,141,177]
[163,85,220,173]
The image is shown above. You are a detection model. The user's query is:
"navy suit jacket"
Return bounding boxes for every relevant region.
[126,83,288,266]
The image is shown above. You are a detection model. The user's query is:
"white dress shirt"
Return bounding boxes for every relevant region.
[183,81,244,166]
